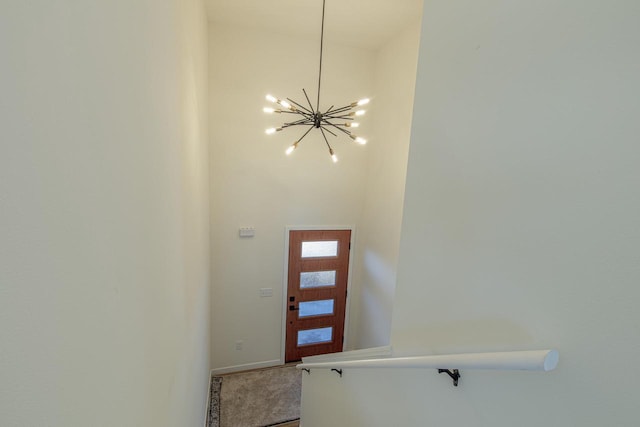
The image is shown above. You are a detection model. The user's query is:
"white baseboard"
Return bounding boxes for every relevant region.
[204,369,212,427]
[210,359,282,376]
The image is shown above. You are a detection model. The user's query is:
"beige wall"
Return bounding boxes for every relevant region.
[208,23,375,370]
[393,0,640,424]
[302,0,640,425]
[348,19,422,350]
[0,1,210,425]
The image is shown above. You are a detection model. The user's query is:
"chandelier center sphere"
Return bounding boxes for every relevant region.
[313,112,323,128]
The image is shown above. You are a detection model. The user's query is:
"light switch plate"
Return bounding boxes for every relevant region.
[260,288,273,297]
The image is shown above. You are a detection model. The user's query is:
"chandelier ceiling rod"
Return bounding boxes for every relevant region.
[316,0,326,112]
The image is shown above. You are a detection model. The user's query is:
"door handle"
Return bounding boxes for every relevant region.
[289,305,299,311]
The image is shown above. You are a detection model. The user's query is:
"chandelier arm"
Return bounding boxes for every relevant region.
[283,118,314,127]
[323,105,335,115]
[289,111,314,121]
[320,125,338,137]
[325,113,356,119]
[316,0,326,111]
[284,116,313,124]
[325,105,353,115]
[279,110,309,115]
[324,113,355,119]
[302,89,316,113]
[325,118,354,123]
[297,125,316,143]
[323,121,352,136]
[320,127,333,151]
[288,112,314,120]
[286,98,313,114]
[283,123,314,130]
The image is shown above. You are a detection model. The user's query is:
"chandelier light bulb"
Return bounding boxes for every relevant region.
[279,100,292,109]
[357,98,370,106]
[355,110,366,116]
[329,148,338,163]
[350,135,367,145]
[265,127,279,135]
[286,142,299,155]
[266,94,277,103]
[263,107,276,113]
[345,122,359,128]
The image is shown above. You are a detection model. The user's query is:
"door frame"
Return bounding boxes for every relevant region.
[280,225,356,365]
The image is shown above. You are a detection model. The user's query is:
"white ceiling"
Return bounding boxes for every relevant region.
[205,0,423,50]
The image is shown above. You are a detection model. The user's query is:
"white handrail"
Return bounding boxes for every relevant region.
[297,349,559,372]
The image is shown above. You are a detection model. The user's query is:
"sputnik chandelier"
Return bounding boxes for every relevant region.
[263,0,369,163]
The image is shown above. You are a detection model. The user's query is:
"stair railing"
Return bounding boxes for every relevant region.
[297,349,559,387]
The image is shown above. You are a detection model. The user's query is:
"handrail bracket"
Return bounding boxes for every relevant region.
[438,369,460,386]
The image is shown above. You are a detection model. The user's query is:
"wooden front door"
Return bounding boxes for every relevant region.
[285,230,351,362]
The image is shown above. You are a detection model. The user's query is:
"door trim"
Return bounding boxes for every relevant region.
[280,225,356,365]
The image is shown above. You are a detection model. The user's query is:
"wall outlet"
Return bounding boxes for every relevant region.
[239,227,255,238]
[235,340,243,351]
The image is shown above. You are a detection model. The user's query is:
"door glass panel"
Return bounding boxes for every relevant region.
[301,241,338,258]
[300,270,336,289]
[299,299,335,318]
[297,327,333,346]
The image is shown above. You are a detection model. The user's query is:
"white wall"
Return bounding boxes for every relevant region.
[348,19,422,350]
[208,24,374,370]
[0,1,210,426]
[302,0,640,425]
